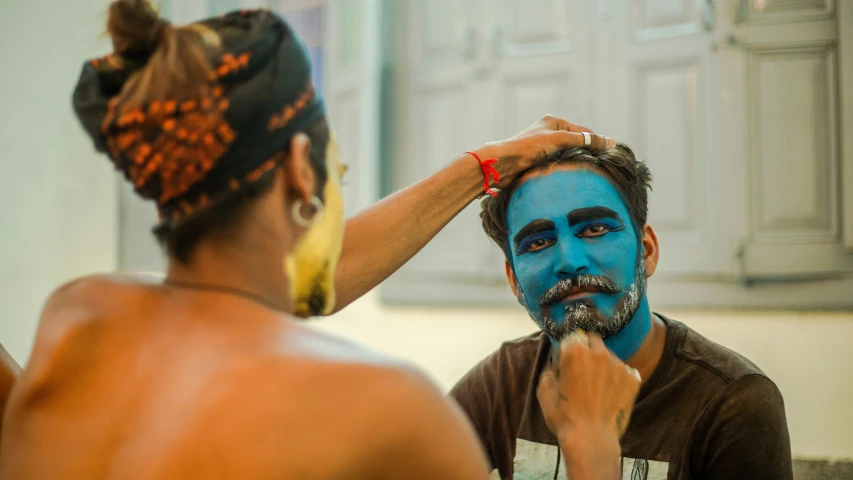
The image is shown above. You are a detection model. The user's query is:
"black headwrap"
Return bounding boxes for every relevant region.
[72,9,326,223]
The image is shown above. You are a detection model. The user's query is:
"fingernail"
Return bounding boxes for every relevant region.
[626,365,642,382]
[605,137,615,148]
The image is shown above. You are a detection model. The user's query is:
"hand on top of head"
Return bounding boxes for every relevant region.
[481,114,617,191]
[509,115,616,153]
[536,331,641,443]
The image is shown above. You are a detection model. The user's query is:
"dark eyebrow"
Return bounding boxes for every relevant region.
[513,219,556,248]
[567,207,622,227]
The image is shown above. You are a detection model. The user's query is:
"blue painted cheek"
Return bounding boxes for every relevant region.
[513,251,559,315]
[588,235,640,315]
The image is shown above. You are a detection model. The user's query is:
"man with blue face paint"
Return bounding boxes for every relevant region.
[451,146,793,479]
[509,167,651,362]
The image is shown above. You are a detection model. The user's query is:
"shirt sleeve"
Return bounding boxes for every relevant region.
[695,374,793,480]
[449,353,500,470]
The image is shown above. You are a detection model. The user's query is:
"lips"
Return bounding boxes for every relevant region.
[552,286,602,305]
[539,284,589,309]
[567,285,603,298]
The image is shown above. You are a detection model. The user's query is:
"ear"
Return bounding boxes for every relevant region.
[505,261,520,297]
[641,224,660,277]
[282,133,317,204]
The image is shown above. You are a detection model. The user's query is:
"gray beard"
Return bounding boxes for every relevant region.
[519,261,646,342]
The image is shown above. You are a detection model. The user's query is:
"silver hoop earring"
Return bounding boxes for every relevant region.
[292,196,324,228]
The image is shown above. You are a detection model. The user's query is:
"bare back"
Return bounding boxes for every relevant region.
[0,277,488,479]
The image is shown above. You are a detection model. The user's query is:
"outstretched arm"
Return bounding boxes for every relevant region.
[332,116,612,312]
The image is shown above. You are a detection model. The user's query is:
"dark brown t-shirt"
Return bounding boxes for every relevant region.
[450,315,792,480]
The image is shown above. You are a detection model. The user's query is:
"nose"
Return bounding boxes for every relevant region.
[553,236,590,277]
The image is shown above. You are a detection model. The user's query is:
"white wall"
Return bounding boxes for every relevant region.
[318,292,853,461]
[0,0,118,363]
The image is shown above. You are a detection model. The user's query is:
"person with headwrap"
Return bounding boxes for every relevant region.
[0,2,638,478]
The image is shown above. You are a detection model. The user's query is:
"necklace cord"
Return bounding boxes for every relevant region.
[164,280,282,312]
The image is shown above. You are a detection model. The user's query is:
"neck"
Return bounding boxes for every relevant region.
[611,298,666,384]
[605,296,651,361]
[166,236,294,314]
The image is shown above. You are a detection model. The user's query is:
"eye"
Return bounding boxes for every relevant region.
[528,238,549,251]
[579,224,611,238]
[518,236,555,254]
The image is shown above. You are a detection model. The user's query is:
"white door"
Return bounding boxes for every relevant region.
[722,0,853,279]
[602,0,726,278]
[485,0,598,280]
[493,0,595,137]
[604,0,852,282]
[387,0,498,294]
[395,0,599,282]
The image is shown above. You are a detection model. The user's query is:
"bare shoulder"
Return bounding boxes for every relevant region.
[29,274,140,350]
[208,329,490,480]
[25,275,113,358]
[37,273,149,325]
[39,274,108,314]
[350,365,492,480]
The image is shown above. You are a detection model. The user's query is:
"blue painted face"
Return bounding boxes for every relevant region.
[507,166,651,360]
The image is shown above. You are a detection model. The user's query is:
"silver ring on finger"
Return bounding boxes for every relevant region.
[582,132,591,148]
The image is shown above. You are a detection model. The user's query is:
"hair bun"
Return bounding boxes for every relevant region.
[107,0,171,57]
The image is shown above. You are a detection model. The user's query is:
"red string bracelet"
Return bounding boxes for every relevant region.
[466,151,500,197]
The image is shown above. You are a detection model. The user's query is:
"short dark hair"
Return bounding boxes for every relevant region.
[153,118,330,263]
[480,144,652,258]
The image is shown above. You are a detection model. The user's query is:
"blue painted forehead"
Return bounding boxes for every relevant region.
[507,168,633,229]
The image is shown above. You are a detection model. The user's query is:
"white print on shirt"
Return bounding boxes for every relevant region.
[509,438,669,480]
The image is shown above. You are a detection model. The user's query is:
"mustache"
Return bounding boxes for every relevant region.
[538,274,621,308]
